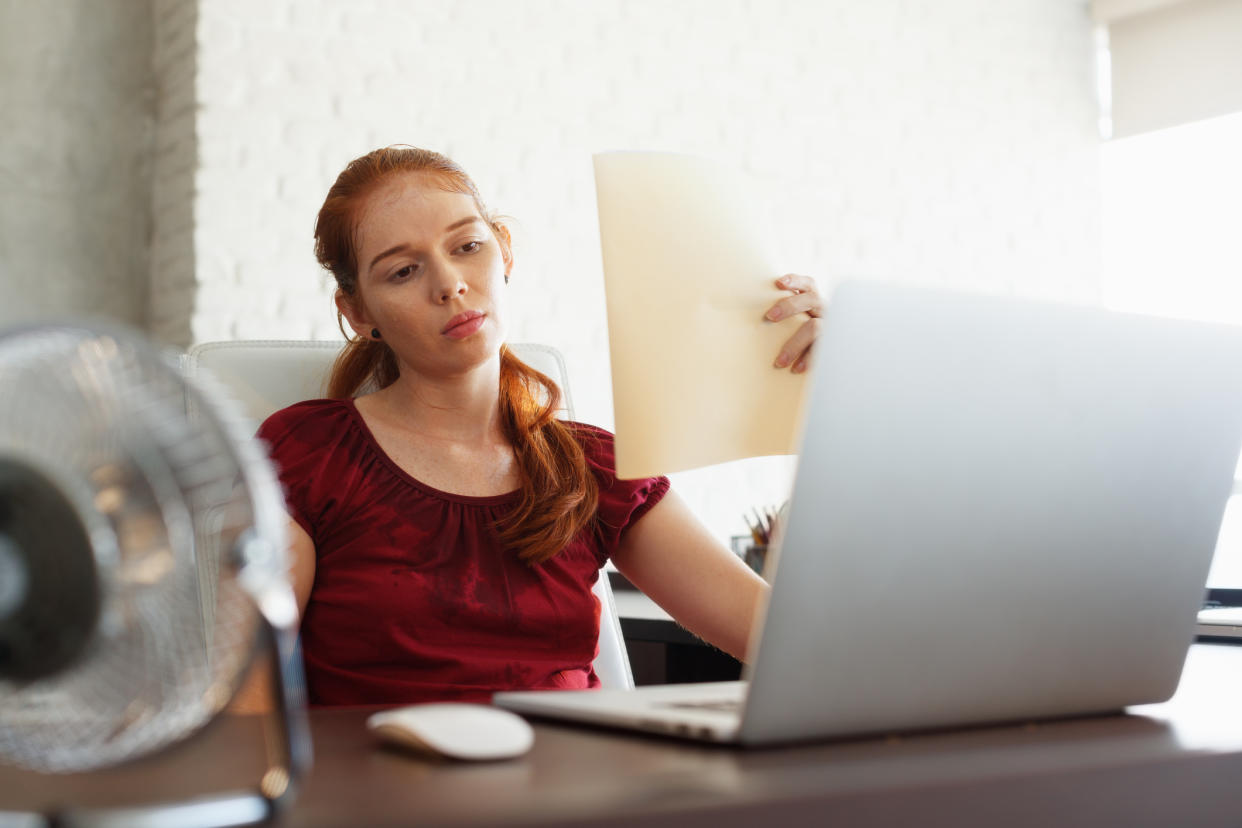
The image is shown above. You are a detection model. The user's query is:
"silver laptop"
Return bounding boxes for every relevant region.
[495,280,1242,746]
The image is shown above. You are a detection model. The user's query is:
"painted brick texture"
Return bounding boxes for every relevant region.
[0,0,154,329]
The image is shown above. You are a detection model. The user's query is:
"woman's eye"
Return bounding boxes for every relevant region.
[460,241,481,253]
[392,264,416,280]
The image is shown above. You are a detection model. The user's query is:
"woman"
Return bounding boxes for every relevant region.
[258,146,826,705]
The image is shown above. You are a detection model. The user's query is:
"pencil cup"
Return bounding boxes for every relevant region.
[744,544,768,576]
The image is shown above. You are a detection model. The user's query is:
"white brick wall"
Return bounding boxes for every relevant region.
[178,0,1103,541]
[0,0,154,329]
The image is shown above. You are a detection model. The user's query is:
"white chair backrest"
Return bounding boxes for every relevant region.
[181,339,633,690]
[181,340,576,425]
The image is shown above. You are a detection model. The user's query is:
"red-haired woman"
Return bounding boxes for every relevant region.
[257,146,826,706]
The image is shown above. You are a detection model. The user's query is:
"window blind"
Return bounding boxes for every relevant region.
[1094,0,1242,137]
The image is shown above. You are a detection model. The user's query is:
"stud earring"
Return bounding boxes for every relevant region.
[371,328,381,340]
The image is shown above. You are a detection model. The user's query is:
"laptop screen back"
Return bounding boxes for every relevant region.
[738,281,1242,744]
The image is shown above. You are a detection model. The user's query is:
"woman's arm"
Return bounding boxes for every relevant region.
[610,490,768,661]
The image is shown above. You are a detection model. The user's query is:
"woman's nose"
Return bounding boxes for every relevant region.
[438,281,467,303]
[431,263,468,302]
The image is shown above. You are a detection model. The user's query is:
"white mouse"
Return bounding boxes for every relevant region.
[366,703,535,761]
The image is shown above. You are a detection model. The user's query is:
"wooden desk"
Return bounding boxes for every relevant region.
[4,644,1242,827]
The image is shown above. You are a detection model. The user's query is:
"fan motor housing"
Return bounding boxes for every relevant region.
[0,456,100,682]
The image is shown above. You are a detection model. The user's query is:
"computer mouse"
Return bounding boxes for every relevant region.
[366,703,535,761]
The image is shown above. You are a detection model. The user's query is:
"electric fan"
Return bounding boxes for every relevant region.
[0,322,310,826]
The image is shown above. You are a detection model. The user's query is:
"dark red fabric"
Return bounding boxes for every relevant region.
[256,399,669,706]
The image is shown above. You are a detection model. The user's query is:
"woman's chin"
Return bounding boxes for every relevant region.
[438,335,505,375]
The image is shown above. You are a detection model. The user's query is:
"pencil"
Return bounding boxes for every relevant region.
[743,514,764,546]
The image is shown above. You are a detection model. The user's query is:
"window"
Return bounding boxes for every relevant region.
[1101,110,1242,590]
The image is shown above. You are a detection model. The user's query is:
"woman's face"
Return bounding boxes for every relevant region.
[343,173,511,379]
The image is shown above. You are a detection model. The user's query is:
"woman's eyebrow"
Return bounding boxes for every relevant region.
[367,217,483,273]
[444,216,483,232]
[368,243,411,273]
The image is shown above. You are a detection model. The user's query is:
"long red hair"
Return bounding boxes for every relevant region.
[313,146,598,564]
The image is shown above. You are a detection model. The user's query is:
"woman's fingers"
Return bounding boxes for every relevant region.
[767,274,828,373]
[776,273,820,298]
[764,274,824,322]
[773,318,819,372]
[765,291,822,322]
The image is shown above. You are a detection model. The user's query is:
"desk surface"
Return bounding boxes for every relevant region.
[613,588,674,624]
[4,644,1242,827]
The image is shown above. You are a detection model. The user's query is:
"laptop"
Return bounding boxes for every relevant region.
[495,280,1242,746]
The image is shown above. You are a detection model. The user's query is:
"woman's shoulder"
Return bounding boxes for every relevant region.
[562,421,615,460]
[562,419,670,484]
[562,421,662,487]
[563,420,613,441]
[561,421,670,534]
[257,398,354,444]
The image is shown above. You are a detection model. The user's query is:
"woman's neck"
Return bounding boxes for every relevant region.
[367,355,506,447]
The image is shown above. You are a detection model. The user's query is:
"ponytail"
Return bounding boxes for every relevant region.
[494,347,598,564]
[326,336,398,399]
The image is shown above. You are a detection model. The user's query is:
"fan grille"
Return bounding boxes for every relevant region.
[0,325,286,773]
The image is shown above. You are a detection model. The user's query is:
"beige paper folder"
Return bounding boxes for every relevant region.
[594,152,809,479]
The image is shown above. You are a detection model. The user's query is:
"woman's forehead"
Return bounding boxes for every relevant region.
[356,175,481,245]
[364,172,476,216]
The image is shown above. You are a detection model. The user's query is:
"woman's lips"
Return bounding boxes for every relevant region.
[442,311,486,339]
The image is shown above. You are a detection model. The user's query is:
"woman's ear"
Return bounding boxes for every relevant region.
[335,290,373,340]
[494,223,513,276]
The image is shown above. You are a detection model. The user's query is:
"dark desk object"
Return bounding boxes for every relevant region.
[613,589,742,684]
[5,644,1242,827]
[610,574,742,684]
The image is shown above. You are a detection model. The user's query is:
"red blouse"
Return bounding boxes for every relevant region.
[257,399,669,706]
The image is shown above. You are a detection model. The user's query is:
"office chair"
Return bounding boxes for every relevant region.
[181,339,635,691]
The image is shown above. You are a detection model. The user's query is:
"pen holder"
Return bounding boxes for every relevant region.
[744,544,768,576]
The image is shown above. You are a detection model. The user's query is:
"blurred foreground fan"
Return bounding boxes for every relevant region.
[0,322,310,826]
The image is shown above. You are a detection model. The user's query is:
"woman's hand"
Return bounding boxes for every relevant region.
[765,273,827,374]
